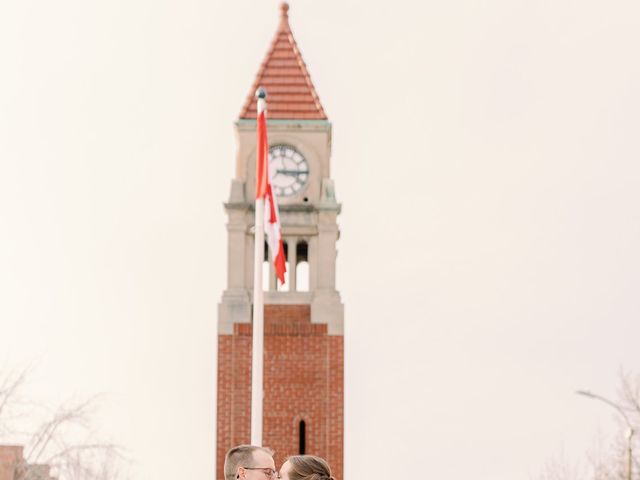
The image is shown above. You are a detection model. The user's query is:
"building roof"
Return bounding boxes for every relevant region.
[239,3,327,120]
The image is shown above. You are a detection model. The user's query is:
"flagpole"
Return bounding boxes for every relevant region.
[251,88,267,446]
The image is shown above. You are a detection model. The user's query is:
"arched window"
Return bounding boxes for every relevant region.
[296,241,309,292]
[277,242,289,292]
[262,241,270,291]
[299,420,306,454]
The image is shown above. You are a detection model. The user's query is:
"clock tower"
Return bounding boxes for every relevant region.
[216,3,344,480]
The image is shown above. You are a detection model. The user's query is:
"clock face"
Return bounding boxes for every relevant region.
[268,144,309,197]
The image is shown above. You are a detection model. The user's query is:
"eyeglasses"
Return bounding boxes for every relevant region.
[242,467,278,480]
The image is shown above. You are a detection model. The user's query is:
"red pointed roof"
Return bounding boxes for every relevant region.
[239,3,327,120]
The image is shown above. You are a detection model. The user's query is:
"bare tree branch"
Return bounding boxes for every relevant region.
[619,371,640,419]
[0,366,31,433]
[25,397,97,464]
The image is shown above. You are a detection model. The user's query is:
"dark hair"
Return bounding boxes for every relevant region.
[286,455,333,480]
[224,445,274,480]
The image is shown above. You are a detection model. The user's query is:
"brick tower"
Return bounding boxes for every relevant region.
[216,3,344,480]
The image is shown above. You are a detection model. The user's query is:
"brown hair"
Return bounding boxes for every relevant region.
[286,455,333,480]
[224,445,274,480]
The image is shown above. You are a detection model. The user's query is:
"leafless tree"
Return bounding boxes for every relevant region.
[538,371,640,480]
[0,366,130,480]
[539,450,587,480]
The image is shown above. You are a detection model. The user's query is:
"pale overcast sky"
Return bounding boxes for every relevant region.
[1,1,639,479]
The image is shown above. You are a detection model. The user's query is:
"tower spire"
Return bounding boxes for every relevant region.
[239,3,327,120]
[278,2,290,30]
[218,5,343,476]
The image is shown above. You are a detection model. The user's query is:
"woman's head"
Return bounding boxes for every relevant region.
[279,455,333,480]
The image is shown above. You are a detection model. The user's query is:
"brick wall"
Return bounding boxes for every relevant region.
[0,446,22,480]
[216,305,343,480]
[0,445,54,480]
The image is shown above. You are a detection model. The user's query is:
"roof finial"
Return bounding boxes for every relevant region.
[255,87,267,100]
[280,2,289,18]
[278,2,290,32]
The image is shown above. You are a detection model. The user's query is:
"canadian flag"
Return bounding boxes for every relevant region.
[256,94,287,284]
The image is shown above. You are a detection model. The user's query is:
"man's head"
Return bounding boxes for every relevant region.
[224,445,275,480]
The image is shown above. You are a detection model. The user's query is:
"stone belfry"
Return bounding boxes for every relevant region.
[216,3,344,480]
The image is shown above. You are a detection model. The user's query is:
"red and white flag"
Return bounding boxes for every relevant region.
[256,96,287,284]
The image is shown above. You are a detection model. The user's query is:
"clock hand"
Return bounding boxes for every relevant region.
[275,169,309,176]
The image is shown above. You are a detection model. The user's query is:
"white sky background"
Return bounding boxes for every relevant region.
[1,0,639,479]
